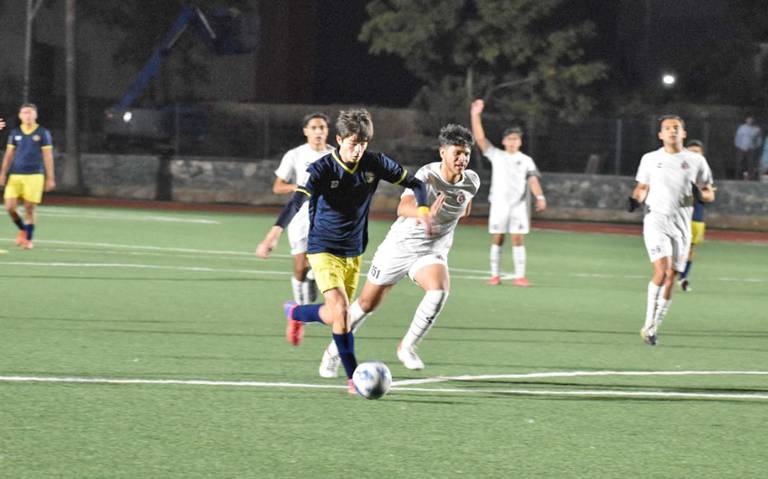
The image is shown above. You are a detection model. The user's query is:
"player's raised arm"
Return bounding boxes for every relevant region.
[470,99,491,153]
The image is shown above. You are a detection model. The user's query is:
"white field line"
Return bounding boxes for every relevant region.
[391,369,768,386]
[1,370,767,400]
[38,211,220,224]
[1,238,766,283]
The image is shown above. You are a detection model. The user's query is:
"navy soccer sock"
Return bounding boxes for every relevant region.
[680,261,692,280]
[292,304,324,323]
[25,223,35,240]
[10,212,25,231]
[332,332,358,379]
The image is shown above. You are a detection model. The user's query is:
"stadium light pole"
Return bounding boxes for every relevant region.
[63,0,82,192]
[22,0,45,102]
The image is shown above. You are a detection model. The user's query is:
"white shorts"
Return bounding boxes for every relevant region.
[489,201,530,234]
[367,246,449,286]
[286,216,309,255]
[643,212,690,272]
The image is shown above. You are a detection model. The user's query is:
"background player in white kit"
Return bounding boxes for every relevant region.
[470,99,546,287]
[271,112,333,305]
[630,115,715,345]
[317,123,480,375]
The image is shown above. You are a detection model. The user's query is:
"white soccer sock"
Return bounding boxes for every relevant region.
[490,244,502,277]
[644,281,662,330]
[513,246,526,279]
[326,300,371,356]
[653,298,671,330]
[301,279,317,304]
[401,290,449,349]
[291,277,306,304]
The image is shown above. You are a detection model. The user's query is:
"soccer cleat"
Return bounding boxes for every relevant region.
[21,240,33,250]
[640,327,657,346]
[513,277,530,287]
[15,230,27,246]
[487,275,501,286]
[679,278,691,292]
[283,301,303,346]
[397,342,425,370]
[347,378,358,395]
[318,345,341,378]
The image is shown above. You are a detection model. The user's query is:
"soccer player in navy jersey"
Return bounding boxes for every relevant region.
[256,109,433,394]
[0,104,55,249]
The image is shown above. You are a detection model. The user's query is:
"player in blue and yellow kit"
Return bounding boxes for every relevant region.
[257,109,433,394]
[0,104,55,249]
[679,139,712,292]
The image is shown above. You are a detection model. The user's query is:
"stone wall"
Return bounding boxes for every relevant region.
[72,154,768,230]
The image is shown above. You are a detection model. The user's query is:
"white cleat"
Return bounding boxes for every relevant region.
[397,342,425,370]
[640,327,658,346]
[318,345,340,378]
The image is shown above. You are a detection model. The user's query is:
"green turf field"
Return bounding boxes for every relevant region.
[1,205,766,478]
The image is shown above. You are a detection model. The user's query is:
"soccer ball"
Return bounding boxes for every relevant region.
[352,361,392,400]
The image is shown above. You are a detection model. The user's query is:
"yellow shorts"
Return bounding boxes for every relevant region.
[306,253,362,299]
[3,174,45,203]
[691,221,706,246]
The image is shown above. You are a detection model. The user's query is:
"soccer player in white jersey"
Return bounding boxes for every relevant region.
[317,124,480,375]
[630,115,715,345]
[271,112,333,305]
[470,99,546,287]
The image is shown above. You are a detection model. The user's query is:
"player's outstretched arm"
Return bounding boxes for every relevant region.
[470,99,491,153]
[528,176,546,212]
[0,118,5,130]
[699,184,716,203]
[628,183,648,212]
[256,225,284,258]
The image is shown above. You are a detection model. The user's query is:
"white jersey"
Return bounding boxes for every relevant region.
[635,147,713,217]
[484,145,539,204]
[274,143,333,231]
[380,162,480,255]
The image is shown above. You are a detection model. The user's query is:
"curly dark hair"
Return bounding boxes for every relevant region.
[438,123,474,147]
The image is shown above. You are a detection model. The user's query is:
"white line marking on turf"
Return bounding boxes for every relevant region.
[1,370,767,400]
[0,261,292,276]
[391,370,768,386]
[39,211,220,224]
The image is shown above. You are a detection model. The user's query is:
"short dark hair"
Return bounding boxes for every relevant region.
[302,112,329,128]
[658,114,685,129]
[19,103,37,112]
[502,126,523,138]
[336,109,373,141]
[686,139,705,150]
[438,123,474,147]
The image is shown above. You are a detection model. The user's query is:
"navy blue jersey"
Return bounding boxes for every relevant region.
[692,184,705,222]
[6,124,53,174]
[298,150,414,257]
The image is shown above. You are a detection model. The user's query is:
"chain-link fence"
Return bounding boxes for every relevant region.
[2,98,764,182]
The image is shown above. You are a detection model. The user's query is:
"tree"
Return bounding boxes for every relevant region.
[360,0,607,121]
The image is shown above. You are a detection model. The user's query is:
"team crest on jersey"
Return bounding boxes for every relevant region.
[656,162,663,168]
[681,161,690,170]
[32,135,41,142]
[456,192,466,204]
[330,180,339,189]
[15,135,22,141]
[364,171,376,183]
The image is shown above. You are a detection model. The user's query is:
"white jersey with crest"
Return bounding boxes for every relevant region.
[274,143,333,253]
[381,162,480,255]
[635,147,713,217]
[484,145,540,205]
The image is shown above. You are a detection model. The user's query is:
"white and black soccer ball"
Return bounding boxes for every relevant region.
[352,361,392,400]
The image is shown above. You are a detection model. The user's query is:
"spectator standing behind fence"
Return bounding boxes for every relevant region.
[733,115,762,180]
[0,104,55,250]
